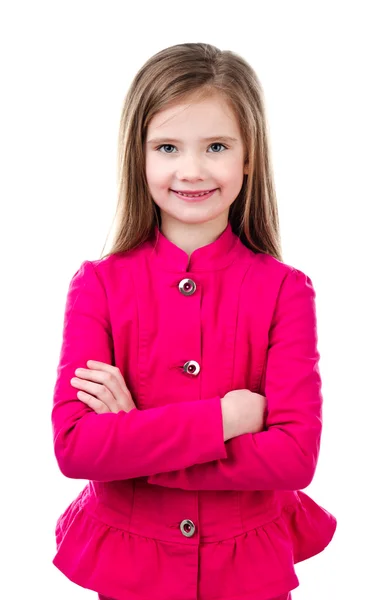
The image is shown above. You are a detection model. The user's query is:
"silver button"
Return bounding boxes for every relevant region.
[178,278,196,296]
[180,519,196,538]
[183,360,200,376]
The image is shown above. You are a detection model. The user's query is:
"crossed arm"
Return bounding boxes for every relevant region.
[52,261,322,490]
[147,267,322,491]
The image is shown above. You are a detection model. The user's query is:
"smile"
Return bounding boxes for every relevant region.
[171,189,217,202]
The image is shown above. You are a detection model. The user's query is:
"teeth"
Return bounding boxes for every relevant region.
[176,191,211,197]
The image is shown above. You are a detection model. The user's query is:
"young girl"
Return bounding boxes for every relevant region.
[51,43,337,600]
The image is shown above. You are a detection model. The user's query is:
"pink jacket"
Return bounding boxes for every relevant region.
[51,222,336,600]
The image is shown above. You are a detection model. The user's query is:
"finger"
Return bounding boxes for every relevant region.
[72,371,135,413]
[75,365,129,402]
[71,379,117,412]
[73,367,124,395]
[77,391,111,414]
[85,360,130,393]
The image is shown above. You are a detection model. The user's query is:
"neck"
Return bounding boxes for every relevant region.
[159,215,229,257]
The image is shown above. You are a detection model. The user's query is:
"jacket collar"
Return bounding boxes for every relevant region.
[149,221,242,272]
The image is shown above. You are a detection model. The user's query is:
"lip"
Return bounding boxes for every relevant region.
[172,189,217,194]
[171,188,218,202]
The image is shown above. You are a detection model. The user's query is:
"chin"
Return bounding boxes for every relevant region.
[172,213,219,226]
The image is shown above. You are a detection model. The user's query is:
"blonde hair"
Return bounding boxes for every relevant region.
[100,42,282,261]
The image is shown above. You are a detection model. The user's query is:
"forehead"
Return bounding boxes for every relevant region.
[147,93,240,135]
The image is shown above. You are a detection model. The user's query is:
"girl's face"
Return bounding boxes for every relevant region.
[144,93,248,232]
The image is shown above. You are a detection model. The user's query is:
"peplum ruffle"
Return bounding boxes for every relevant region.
[53,485,336,600]
[278,490,337,564]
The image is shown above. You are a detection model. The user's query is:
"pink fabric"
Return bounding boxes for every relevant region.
[51,223,336,600]
[97,593,293,599]
[98,593,292,600]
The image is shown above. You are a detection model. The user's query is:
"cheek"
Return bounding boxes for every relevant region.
[145,157,170,187]
[145,162,161,189]
[221,159,245,185]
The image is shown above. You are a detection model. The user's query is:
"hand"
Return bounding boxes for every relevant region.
[221,389,266,441]
[70,360,137,414]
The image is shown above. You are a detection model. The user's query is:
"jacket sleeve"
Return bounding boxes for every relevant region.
[147,268,323,491]
[52,260,227,482]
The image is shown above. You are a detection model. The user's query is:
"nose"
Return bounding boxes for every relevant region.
[175,153,204,181]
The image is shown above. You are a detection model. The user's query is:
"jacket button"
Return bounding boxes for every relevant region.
[183,360,200,376]
[180,519,196,538]
[178,278,196,296]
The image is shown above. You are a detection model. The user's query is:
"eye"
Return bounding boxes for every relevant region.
[156,144,177,153]
[156,142,228,154]
[208,143,227,153]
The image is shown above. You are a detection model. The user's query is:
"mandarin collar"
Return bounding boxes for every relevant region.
[149,222,241,273]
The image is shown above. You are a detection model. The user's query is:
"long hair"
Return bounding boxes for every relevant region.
[100,43,282,261]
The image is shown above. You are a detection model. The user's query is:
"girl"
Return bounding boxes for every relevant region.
[51,43,337,600]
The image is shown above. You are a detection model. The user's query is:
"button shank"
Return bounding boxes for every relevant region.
[180,519,196,538]
[183,360,200,376]
[178,278,196,296]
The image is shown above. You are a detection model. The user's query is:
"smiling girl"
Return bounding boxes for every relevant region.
[51,42,336,600]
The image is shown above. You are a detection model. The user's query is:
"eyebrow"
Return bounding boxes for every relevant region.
[146,135,239,145]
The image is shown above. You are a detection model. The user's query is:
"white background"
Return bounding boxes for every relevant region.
[1,1,375,598]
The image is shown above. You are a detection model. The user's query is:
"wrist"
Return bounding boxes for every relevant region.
[220,396,235,442]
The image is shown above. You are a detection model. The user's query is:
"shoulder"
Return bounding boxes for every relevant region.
[251,249,306,278]
[242,245,308,283]
[239,246,317,304]
[256,253,318,308]
[76,240,151,289]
